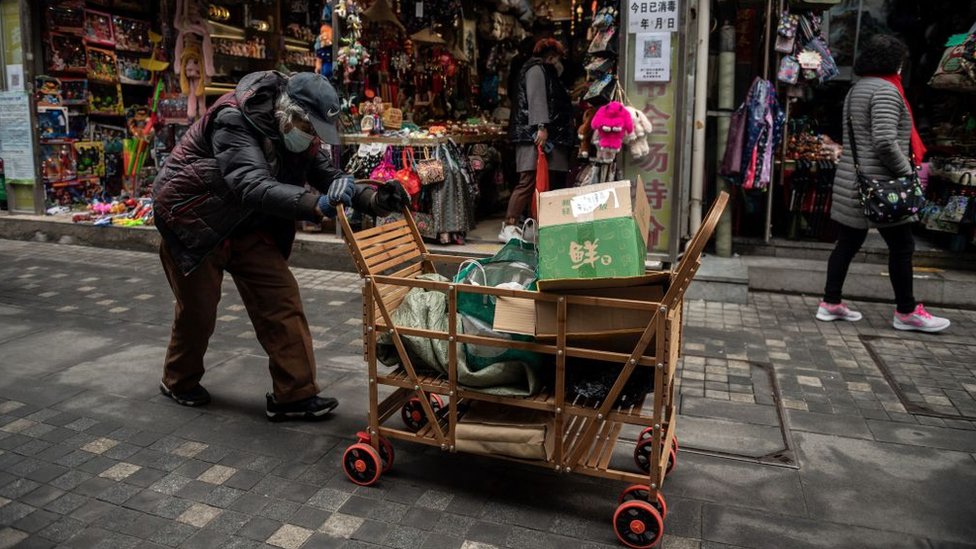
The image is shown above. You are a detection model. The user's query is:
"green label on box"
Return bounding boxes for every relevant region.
[538,218,645,280]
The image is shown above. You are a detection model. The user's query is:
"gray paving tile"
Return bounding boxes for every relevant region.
[351,519,392,544]
[13,508,60,533]
[36,516,86,543]
[237,517,282,541]
[792,431,976,544]
[146,521,198,547]
[701,502,929,549]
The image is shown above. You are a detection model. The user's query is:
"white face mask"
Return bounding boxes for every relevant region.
[283,126,315,153]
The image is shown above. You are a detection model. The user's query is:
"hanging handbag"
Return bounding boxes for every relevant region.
[395,147,422,196]
[777,55,800,84]
[847,115,926,224]
[369,146,397,181]
[775,11,798,54]
[416,146,446,185]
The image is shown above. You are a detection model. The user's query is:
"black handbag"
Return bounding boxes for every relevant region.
[846,115,926,224]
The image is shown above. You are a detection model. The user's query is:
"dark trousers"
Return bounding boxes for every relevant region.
[160,232,319,403]
[823,223,916,314]
[506,170,566,221]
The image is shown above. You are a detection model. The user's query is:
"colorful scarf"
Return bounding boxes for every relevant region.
[871,74,927,164]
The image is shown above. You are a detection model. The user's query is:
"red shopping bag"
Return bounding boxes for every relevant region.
[531,146,549,219]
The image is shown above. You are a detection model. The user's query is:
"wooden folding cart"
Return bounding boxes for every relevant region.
[336,191,728,549]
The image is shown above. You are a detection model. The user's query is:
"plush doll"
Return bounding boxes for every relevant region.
[314,24,334,77]
[591,101,634,163]
[577,107,596,159]
[174,0,212,120]
[180,42,206,119]
[625,106,653,159]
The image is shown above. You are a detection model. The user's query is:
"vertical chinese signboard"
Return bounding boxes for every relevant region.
[621,0,684,260]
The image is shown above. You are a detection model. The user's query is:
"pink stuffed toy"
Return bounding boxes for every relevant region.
[591,101,634,163]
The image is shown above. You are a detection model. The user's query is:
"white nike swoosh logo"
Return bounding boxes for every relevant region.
[327,107,340,118]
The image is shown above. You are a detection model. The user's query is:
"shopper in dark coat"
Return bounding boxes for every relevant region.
[500,38,575,243]
[153,71,409,418]
[817,36,949,333]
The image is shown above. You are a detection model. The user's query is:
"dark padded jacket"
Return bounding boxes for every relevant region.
[153,71,367,274]
[511,58,575,148]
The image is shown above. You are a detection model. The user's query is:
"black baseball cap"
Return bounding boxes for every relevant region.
[286,73,341,145]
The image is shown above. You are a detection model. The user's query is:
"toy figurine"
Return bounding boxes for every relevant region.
[83,9,115,46]
[179,41,206,119]
[35,76,63,106]
[314,23,334,77]
[127,106,153,139]
[173,0,214,96]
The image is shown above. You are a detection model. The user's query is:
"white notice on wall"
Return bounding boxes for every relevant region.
[634,33,671,82]
[627,0,679,33]
[0,91,36,183]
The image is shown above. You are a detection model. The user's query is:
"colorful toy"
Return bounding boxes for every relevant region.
[173,0,214,110]
[112,16,151,52]
[47,1,85,32]
[179,40,206,119]
[591,101,634,163]
[83,9,115,46]
[35,76,63,106]
[74,141,106,177]
[88,82,123,114]
[47,33,87,73]
[38,107,70,139]
[85,46,119,82]
[60,78,88,105]
[117,53,152,84]
[40,142,77,182]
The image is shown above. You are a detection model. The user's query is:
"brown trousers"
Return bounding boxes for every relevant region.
[506,170,566,221]
[160,232,319,403]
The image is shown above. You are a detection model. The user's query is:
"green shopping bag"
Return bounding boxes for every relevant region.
[453,238,541,372]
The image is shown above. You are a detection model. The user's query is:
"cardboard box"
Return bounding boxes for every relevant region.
[492,272,669,338]
[537,178,650,281]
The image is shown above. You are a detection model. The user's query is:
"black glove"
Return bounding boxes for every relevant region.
[374,180,411,214]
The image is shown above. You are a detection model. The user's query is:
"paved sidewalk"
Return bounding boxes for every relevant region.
[0,239,974,549]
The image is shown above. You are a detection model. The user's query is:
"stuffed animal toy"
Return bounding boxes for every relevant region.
[577,107,596,159]
[174,0,213,120]
[591,101,634,163]
[625,106,653,159]
[180,41,206,119]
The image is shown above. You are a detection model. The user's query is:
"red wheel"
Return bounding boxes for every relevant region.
[400,394,444,432]
[638,427,653,443]
[618,485,668,520]
[634,439,677,477]
[356,431,395,473]
[341,443,382,486]
[613,500,664,548]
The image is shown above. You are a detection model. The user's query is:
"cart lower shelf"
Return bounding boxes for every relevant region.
[342,384,680,549]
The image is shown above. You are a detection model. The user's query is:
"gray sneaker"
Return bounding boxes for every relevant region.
[892,304,950,333]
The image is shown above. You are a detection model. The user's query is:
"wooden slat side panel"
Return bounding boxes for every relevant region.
[356,220,408,241]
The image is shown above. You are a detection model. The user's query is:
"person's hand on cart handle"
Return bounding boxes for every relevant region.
[373,180,411,215]
[316,175,356,218]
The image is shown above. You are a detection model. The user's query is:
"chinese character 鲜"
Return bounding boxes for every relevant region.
[569,240,612,270]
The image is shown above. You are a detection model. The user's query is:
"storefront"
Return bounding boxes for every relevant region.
[705,0,976,253]
[0,0,699,261]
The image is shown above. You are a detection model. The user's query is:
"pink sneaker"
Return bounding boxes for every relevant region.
[815,301,863,322]
[893,304,950,333]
